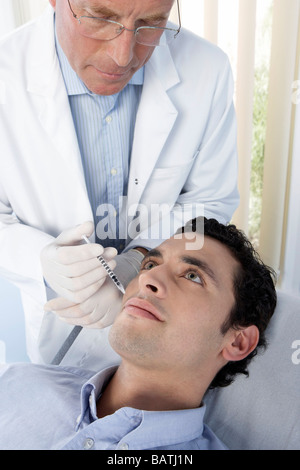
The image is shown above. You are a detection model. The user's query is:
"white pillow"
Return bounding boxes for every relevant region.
[204,290,300,450]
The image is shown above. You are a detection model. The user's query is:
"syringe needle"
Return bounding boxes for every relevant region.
[82,235,125,295]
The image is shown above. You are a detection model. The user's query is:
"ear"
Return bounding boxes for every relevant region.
[222,326,259,362]
[49,0,56,9]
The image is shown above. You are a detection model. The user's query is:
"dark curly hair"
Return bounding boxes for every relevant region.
[177,217,277,389]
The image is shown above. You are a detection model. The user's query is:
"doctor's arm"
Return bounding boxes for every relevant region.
[0,205,54,305]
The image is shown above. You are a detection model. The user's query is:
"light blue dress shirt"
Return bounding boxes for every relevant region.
[0,363,227,450]
[55,31,144,252]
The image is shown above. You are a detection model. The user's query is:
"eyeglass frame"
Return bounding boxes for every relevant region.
[67,0,181,45]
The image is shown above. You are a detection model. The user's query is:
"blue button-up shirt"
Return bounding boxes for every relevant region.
[55,29,144,251]
[0,363,226,450]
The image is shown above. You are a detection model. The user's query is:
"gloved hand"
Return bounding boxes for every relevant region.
[44,276,123,328]
[41,221,118,304]
[42,222,145,328]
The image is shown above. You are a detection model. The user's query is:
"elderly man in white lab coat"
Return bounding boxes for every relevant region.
[0,0,239,369]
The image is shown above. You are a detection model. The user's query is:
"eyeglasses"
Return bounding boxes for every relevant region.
[67,0,181,46]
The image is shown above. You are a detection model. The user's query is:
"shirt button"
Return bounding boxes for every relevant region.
[111,168,117,176]
[105,115,112,123]
[83,438,94,450]
[120,442,129,450]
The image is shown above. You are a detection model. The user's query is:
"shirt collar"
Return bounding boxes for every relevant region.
[54,24,144,97]
[76,365,206,449]
[114,406,206,450]
[76,365,118,429]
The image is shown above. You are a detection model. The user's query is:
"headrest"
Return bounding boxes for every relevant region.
[204,290,300,450]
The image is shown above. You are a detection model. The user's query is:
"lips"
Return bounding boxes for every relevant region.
[93,66,131,80]
[124,297,164,322]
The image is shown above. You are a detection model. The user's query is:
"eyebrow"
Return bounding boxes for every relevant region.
[142,250,219,286]
[142,249,163,262]
[180,256,219,286]
[84,4,119,17]
[85,3,168,22]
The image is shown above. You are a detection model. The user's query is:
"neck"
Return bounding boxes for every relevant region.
[96,362,206,419]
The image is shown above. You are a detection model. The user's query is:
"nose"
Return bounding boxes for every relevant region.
[106,29,136,67]
[138,266,168,299]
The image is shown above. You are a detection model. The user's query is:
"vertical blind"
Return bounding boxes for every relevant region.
[13,0,48,26]
[180,0,300,292]
[258,0,300,275]
[203,0,219,45]
[234,1,257,234]
[2,0,300,293]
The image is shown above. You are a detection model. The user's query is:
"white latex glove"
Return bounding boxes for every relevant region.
[43,225,145,328]
[44,276,123,328]
[41,221,118,304]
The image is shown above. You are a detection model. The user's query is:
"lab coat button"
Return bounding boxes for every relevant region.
[83,438,94,450]
[119,442,129,450]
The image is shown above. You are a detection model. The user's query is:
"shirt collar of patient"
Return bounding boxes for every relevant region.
[74,365,208,450]
[54,28,144,98]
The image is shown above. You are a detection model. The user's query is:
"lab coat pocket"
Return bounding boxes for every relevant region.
[141,155,197,206]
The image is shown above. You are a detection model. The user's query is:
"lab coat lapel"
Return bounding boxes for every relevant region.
[127,46,180,205]
[26,8,86,190]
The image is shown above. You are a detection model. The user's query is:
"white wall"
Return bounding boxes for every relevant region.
[0,280,29,363]
[0,1,47,363]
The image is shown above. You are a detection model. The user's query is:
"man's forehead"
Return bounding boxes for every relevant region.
[81,0,175,11]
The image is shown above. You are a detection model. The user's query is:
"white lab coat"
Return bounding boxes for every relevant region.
[0,7,239,369]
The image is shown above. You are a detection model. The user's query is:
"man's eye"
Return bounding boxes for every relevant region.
[184,271,203,284]
[140,19,165,27]
[141,260,157,271]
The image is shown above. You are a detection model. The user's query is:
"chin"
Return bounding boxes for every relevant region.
[82,74,129,96]
[109,319,160,363]
[93,84,126,96]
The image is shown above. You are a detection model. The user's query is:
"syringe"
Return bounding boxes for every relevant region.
[81,235,125,294]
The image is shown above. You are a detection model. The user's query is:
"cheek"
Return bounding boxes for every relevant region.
[64,37,92,71]
[144,48,155,65]
[135,45,155,67]
[56,15,93,68]
[172,300,223,345]
[168,320,225,369]
[123,277,139,300]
